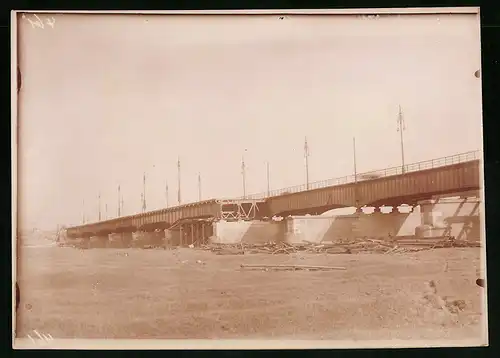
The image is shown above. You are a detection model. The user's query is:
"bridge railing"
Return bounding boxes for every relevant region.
[237,150,481,200]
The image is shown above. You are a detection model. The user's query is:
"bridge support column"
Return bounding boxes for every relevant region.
[108,232,132,248]
[415,198,481,240]
[154,229,165,246]
[82,237,90,249]
[165,229,174,247]
[121,232,133,247]
[96,235,109,248]
[180,225,184,247]
[201,223,205,244]
[419,200,445,228]
[163,229,169,247]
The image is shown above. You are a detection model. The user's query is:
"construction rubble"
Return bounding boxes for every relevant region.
[201,236,481,255]
[59,235,480,253]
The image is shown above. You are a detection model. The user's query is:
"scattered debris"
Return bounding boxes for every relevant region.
[61,235,480,254]
[446,299,467,313]
[216,248,245,255]
[200,236,481,256]
[240,264,347,271]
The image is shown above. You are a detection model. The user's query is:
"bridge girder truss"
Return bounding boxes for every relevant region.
[219,200,260,221]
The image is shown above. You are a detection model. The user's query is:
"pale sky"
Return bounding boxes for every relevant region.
[16,13,482,230]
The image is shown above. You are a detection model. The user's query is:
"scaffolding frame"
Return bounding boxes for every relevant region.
[219,199,260,220]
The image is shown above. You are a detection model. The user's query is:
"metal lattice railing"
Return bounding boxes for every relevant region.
[234,150,481,200]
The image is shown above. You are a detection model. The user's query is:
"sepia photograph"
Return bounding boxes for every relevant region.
[12,8,487,349]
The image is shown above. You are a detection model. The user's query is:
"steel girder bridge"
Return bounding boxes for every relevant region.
[66,150,481,239]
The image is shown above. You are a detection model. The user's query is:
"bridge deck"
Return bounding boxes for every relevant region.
[66,151,481,238]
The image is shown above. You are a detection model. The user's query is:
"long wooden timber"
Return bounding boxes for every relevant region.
[66,198,267,238]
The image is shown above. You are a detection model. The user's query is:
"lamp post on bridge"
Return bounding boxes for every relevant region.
[353,137,359,207]
[304,137,310,190]
[266,161,270,197]
[241,150,247,199]
[117,184,121,217]
[141,164,167,212]
[198,172,202,201]
[82,199,86,224]
[142,172,147,213]
[177,157,182,205]
[397,105,406,174]
[98,192,101,221]
[165,179,169,208]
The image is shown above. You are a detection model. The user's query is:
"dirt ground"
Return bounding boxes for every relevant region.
[15,240,487,344]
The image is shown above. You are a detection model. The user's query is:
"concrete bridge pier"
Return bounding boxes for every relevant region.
[109,232,133,248]
[164,229,177,247]
[211,220,282,244]
[133,230,165,247]
[122,232,133,247]
[82,237,90,249]
[96,235,109,248]
[420,200,446,227]
[416,199,448,238]
[150,230,165,246]
[415,197,481,240]
[86,235,109,248]
[357,207,421,239]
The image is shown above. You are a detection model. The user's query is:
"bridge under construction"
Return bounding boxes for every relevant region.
[64,150,481,247]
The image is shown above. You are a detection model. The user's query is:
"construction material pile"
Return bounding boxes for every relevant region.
[202,236,481,255]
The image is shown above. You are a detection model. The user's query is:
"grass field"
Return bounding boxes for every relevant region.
[15,241,487,343]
